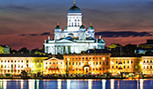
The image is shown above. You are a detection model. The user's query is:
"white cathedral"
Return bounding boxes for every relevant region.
[44,1,106,55]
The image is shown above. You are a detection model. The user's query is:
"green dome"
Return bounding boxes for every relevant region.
[64,27,67,30]
[80,25,85,29]
[88,26,94,30]
[55,25,61,29]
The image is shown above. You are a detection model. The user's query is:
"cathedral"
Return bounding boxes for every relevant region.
[44,0,106,55]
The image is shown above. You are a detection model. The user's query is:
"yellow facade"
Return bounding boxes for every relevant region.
[43,57,66,75]
[0,57,48,75]
[64,53,111,75]
[110,57,141,75]
[142,56,153,75]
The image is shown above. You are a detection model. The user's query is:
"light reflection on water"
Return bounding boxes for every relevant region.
[0,79,153,89]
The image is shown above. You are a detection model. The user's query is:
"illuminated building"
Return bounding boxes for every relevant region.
[110,56,141,75]
[43,57,66,74]
[44,0,105,55]
[63,52,111,75]
[0,55,48,75]
[141,56,153,75]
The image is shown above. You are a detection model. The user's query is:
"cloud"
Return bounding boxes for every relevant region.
[95,31,152,37]
[19,32,51,36]
[40,32,51,36]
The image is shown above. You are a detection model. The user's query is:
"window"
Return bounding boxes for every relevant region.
[131,61,133,63]
[127,61,129,63]
[150,66,152,69]
[147,66,149,69]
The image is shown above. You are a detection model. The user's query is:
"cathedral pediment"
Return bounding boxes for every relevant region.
[56,39,73,43]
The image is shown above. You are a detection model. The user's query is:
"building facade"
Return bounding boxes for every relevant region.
[43,57,66,75]
[44,1,105,55]
[142,56,153,75]
[63,53,111,75]
[110,57,141,75]
[0,56,48,75]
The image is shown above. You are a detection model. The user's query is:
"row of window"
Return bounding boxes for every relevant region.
[66,57,108,60]
[68,67,108,71]
[67,61,109,66]
[111,66,132,69]
[143,60,153,63]
[45,66,58,69]
[112,61,133,64]
[1,60,29,63]
[1,64,28,68]
[0,70,23,73]
[45,62,63,65]
[144,66,153,69]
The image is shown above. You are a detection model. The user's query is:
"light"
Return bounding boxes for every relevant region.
[67,58,70,61]
[140,62,143,64]
[111,62,114,64]
[103,57,105,60]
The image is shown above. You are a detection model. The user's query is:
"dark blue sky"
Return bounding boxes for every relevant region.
[0,0,153,49]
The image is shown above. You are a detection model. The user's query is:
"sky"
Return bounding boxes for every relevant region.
[0,0,153,50]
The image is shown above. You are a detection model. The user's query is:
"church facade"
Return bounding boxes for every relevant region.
[44,1,105,55]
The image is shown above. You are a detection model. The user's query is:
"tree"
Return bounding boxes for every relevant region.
[18,47,29,54]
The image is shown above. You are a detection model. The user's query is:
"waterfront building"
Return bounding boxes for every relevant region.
[44,1,105,55]
[63,52,111,75]
[43,57,66,75]
[0,55,48,75]
[110,56,141,75]
[141,56,153,75]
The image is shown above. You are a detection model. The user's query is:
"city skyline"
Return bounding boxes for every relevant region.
[0,0,153,49]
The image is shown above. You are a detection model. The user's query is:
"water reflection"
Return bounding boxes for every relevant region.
[57,79,61,89]
[0,79,152,89]
[140,79,143,89]
[102,79,106,89]
[110,79,114,89]
[3,80,7,89]
[88,79,92,89]
[28,79,35,89]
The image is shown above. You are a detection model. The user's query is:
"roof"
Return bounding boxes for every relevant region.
[86,49,111,53]
[68,5,81,13]
[88,26,94,30]
[55,25,61,29]
[80,25,85,29]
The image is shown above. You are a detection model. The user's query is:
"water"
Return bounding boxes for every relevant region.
[0,79,153,89]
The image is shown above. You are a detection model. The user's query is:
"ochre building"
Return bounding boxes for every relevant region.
[63,53,111,75]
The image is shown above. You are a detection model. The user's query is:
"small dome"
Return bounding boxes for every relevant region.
[80,25,85,29]
[55,25,61,29]
[68,5,81,13]
[88,26,94,30]
[64,27,67,30]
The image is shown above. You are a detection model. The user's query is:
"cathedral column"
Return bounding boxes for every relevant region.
[65,46,68,54]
